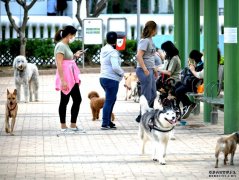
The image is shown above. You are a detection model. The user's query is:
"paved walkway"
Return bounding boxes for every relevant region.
[0,73,237,180]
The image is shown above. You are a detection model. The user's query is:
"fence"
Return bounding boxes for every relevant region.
[0,14,225,40]
[0,14,224,66]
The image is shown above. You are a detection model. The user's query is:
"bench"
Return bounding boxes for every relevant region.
[187,81,224,124]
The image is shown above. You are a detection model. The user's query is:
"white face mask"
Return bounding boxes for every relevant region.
[69,37,75,43]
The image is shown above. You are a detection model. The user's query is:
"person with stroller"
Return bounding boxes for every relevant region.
[174,50,204,119]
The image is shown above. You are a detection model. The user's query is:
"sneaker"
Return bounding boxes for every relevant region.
[182,103,197,119]
[60,128,68,132]
[69,127,86,133]
[135,114,141,123]
[60,128,74,134]
[110,122,116,127]
[109,122,116,129]
[101,126,110,130]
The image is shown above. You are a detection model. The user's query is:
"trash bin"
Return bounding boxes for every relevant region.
[116,31,126,51]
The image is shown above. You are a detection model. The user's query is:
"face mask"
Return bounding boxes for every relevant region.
[69,37,75,43]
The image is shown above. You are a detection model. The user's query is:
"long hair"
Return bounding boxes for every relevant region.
[142,21,157,38]
[54,25,77,43]
[161,41,179,60]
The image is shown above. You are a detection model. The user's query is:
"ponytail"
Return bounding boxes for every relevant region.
[54,29,64,43]
[54,25,77,43]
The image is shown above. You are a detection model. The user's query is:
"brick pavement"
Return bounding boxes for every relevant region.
[0,73,238,180]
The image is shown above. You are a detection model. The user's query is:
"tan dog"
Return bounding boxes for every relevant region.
[88,91,115,121]
[5,89,18,135]
[215,132,239,168]
[124,73,138,100]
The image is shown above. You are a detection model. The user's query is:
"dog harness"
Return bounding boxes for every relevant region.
[7,104,17,118]
[148,109,175,132]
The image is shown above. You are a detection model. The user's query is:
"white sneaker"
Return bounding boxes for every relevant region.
[60,128,74,134]
[69,127,86,133]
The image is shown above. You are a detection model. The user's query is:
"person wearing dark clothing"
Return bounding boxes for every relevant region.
[175,50,204,119]
[56,0,67,16]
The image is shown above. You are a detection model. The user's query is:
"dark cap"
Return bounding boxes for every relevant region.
[189,50,203,63]
[106,31,117,44]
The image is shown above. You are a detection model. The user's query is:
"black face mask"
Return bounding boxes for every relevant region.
[112,44,116,49]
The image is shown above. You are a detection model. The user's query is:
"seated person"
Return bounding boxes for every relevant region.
[174,50,204,119]
[156,41,181,103]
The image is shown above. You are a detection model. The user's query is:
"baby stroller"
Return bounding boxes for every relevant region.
[156,75,182,121]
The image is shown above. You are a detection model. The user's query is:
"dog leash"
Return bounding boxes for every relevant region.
[7,104,17,118]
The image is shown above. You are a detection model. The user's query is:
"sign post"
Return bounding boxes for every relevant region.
[82,18,103,68]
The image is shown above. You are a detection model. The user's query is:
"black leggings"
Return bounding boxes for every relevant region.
[59,84,82,124]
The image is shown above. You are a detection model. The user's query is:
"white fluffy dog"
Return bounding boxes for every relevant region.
[13,55,39,103]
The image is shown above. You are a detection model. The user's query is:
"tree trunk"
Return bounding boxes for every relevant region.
[20,34,27,55]
[2,0,37,56]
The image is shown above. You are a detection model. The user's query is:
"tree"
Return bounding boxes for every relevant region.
[1,0,38,55]
[75,0,108,27]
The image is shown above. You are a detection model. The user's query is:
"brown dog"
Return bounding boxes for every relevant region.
[5,89,18,135]
[215,132,239,168]
[88,91,115,121]
[124,73,138,101]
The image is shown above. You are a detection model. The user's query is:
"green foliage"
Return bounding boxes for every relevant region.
[26,38,54,60]
[119,40,137,66]
[1,38,54,60]
[1,38,137,66]
[220,56,224,65]
[0,40,9,56]
[7,39,20,56]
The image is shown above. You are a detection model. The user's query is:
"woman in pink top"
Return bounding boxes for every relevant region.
[54,25,83,132]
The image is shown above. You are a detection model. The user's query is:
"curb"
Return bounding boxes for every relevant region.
[0,66,136,77]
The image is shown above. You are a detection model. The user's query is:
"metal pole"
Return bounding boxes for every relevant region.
[174,0,185,67]
[224,0,239,133]
[137,0,141,44]
[204,0,218,123]
[187,0,200,52]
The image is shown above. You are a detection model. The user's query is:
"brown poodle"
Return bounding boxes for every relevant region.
[88,91,115,121]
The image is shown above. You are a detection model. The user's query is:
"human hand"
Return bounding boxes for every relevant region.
[74,50,83,58]
[158,50,166,60]
[189,64,195,72]
[143,69,150,76]
[61,81,69,91]
[154,71,158,78]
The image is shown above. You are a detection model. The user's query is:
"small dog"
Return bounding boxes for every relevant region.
[5,89,18,135]
[124,73,138,101]
[139,95,177,165]
[13,55,39,103]
[88,91,115,121]
[215,132,239,168]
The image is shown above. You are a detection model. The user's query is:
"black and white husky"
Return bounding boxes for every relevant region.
[139,95,177,165]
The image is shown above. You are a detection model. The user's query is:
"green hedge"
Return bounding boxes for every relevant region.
[0,38,137,66]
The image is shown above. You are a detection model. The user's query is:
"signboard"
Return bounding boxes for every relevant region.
[107,18,127,32]
[83,18,103,45]
[116,37,126,50]
[107,18,127,51]
[224,27,237,43]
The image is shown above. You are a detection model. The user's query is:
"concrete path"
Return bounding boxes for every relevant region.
[0,73,237,180]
